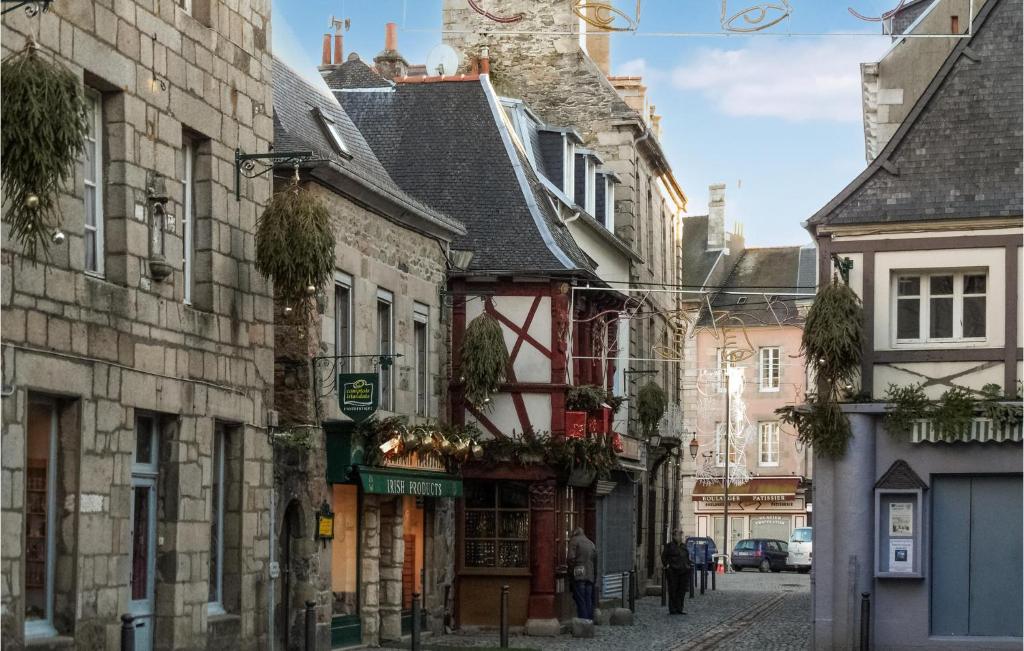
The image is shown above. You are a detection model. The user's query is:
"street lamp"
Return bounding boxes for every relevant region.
[688,432,699,461]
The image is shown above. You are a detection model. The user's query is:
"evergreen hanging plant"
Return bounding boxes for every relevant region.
[460,313,509,410]
[778,396,852,459]
[255,181,335,310]
[1,40,89,259]
[802,278,864,391]
[638,381,667,437]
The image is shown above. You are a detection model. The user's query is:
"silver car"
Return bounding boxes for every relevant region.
[787,527,812,572]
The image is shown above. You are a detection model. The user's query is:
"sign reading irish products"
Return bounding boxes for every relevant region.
[338,373,378,423]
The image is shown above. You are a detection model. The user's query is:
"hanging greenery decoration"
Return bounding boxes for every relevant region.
[460,313,509,410]
[566,385,607,412]
[255,180,335,311]
[883,382,1022,440]
[637,381,667,437]
[1,40,89,259]
[777,278,865,459]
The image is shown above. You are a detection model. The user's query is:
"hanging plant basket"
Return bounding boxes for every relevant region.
[638,381,667,438]
[1,40,89,259]
[460,313,509,410]
[255,181,335,312]
[568,465,597,487]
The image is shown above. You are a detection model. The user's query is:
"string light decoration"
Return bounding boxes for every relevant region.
[466,0,523,23]
[572,0,642,32]
[720,0,792,32]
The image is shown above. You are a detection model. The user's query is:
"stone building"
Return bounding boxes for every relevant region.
[441,0,689,594]
[806,0,1022,646]
[270,56,465,648]
[1,1,275,650]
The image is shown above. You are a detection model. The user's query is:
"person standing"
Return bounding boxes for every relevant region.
[567,527,597,620]
[661,529,692,615]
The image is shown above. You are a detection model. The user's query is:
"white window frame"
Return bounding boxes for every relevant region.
[714,422,735,468]
[604,177,615,230]
[24,399,58,640]
[413,303,430,418]
[334,272,353,373]
[758,422,780,467]
[584,156,596,215]
[176,0,192,15]
[563,137,576,202]
[759,347,781,392]
[377,289,394,412]
[182,142,195,305]
[83,89,104,277]
[207,424,226,616]
[892,269,988,345]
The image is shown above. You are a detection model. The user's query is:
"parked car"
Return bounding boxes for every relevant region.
[787,527,812,573]
[731,538,789,572]
[685,536,718,568]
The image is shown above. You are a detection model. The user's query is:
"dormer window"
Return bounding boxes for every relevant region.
[574,152,597,216]
[595,171,617,230]
[316,110,350,156]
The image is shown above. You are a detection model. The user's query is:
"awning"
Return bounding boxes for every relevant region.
[356,466,463,498]
[692,477,800,502]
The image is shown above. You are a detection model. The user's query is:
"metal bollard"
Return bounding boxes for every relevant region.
[700,566,707,595]
[621,571,628,609]
[661,568,667,606]
[711,564,716,591]
[499,585,510,649]
[411,592,422,651]
[860,592,871,651]
[689,567,695,599]
[120,613,135,651]
[304,600,316,651]
[628,569,637,612]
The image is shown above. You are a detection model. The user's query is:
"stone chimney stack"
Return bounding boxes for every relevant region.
[374,22,409,79]
[583,9,611,74]
[707,184,727,251]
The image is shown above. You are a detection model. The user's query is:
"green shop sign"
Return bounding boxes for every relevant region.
[338,373,378,423]
[358,467,463,498]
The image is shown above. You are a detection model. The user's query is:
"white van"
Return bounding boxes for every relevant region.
[787,527,812,572]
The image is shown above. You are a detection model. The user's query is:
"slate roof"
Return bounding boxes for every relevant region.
[679,216,724,288]
[271,58,464,237]
[808,0,1023,228]
[321,55,392,90]
[336,78,594,273]
[705,246,817,327]
[875,459,928,490]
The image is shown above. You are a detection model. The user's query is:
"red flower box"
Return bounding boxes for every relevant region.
[611,433,624,453]
[565,411,587,439]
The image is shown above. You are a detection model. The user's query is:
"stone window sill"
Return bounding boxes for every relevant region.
[26,635,75,649]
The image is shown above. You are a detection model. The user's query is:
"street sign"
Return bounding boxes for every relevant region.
[338,373,378,422]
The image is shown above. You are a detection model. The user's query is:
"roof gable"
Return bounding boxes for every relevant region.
[809,0,1022,228]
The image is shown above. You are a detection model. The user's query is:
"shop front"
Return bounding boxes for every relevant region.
[692,478,807,552]
[326,424,461,648]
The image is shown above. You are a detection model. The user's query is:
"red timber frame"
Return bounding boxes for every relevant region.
[449,277,619,625]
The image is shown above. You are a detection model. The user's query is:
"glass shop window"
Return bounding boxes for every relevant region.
[463,482,529,569]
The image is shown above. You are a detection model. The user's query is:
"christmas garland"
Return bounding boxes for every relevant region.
[1,40,89,259]
[460,313,509,409]
[883,383,1023,440]
[255,180,335,312]
[638,381,667,437]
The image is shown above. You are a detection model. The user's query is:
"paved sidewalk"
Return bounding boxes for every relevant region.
[383,571,810,651]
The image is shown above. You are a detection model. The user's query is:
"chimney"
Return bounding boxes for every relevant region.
[321,33,331,66]
[333,33,343,64]
[385,22,398,52]
[707,184,726,251]
[583,7,611,74]
[479,46,490,74]
[374,21,409,79]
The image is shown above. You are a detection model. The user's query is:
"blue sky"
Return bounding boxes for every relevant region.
[272,1,945,246]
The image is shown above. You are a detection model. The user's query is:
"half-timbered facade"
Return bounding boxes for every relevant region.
[806,0,1022,647]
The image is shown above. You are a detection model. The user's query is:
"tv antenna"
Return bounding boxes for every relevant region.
[329,15,350,32]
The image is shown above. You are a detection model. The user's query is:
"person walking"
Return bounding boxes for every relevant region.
[567,527,597,620]
[661,529,692,615]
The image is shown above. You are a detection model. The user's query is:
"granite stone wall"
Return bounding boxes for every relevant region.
[1,0,275,648]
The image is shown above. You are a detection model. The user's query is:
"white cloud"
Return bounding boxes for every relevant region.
[668,36,888,122]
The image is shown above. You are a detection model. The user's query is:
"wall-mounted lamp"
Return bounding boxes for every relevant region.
[689,432,699,461]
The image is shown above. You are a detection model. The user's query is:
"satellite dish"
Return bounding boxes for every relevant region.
[425,44,460,77]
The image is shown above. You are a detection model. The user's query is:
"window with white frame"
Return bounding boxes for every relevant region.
[714,423,738,467]
[377,289,394,411]
[320,114,350,156]
[584,157,596,216]
[176,0,192,14]
[603,177,615,230]
[182,141,195,304]
[335,273,353,373]
[83,89,104,276]
[25,399,58,639]
[758,422,780,466]
[208,424,226,615]
[759,347,781,391]
[414,303,429,417]
[563,137,575,202]
[716,349,733,393]
[894,270,987,343]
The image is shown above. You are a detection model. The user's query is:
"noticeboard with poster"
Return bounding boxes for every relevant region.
[875,488,923,579]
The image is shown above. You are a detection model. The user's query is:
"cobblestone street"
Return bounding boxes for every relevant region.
[386,571,810,651]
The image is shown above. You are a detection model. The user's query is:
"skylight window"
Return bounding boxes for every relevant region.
[316,110,350,156]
